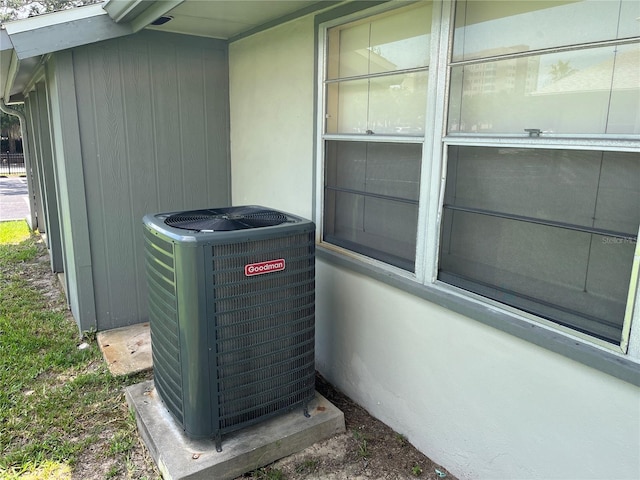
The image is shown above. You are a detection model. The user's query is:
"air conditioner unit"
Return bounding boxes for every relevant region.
[142,206,315,450]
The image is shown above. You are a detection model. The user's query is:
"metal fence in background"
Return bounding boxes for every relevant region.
[0,153,26,175]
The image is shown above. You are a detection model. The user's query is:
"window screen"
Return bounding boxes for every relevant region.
[324,141,422,271]
[440,1,640,346]
[439,146,639,344]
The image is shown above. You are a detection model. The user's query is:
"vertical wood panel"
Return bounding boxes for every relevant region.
[203,47,231,203]
[71,31,230,330]
[77,42,135,330]
[36,82,64,272]
[149,39,183,211]
[120,37,156,322]
[178,49,208,208]
[72,46,107,324]
[46,52,97,332]
[17,96,39,230]
[25,96,46,233]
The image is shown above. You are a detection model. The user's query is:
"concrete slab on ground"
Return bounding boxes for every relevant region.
[126,380,345,480]
[97,323,152,376]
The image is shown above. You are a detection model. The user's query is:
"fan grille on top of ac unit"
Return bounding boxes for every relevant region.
[164,206,289,232]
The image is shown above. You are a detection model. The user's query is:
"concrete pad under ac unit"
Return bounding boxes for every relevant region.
[125,380,346,480]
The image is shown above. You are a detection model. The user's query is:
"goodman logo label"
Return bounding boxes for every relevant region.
[245,259,286,276]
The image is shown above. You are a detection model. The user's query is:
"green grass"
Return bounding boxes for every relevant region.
[0,220,31,244]
[352,430,369,459]
[247,466,286,480]
[0,228,156,478]
[294,458,319,474]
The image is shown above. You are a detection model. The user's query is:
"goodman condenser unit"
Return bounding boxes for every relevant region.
[142,206,315,449]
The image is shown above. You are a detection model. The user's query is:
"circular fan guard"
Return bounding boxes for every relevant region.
[164,207,289,231]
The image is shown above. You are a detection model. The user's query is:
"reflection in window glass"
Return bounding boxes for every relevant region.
[609,45,640,134]
[328,72,428,135]
[327,79,369,134]
[327,3,431,79]
[453,0,640,62]
[448,44,640,134]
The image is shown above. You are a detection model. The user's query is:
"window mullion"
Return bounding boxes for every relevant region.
[315,25,329,246]
[417,0,452,284]
[622,229,640,354]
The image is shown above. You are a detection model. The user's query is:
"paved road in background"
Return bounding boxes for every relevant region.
[0,176,31,222]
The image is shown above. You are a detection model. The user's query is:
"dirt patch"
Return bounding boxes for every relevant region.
[71,422,158,480]
[239,373,456,480]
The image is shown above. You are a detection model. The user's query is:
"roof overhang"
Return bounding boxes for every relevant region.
[132,0,339,42]
[0,29,15,101]
[103,0,185,32]
[1,3,134,102]
[1,0,342,103]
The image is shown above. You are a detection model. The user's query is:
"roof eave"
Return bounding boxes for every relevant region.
[3,4,132,60]
[104,0,185,32]
[0,3,136,101]
[0,29,14,100]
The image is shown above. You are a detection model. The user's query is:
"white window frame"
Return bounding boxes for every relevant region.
[316,0,640,378]
[316,0,438,283]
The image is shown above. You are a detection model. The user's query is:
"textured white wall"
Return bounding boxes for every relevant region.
[315,261,640,480]
[228,16,640,480]
[229,17,315,219]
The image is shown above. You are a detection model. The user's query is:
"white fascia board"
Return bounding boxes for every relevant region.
[129,0,184,32]
[3,4,107,34]
[0,28,13,51]
[104,0,184,32]
[1,49,18,101]
[0,31,14,98]
[103,0,148,23]
[3,4,132,60]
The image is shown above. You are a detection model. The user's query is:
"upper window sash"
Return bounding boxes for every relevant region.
[446,41,640,137]
[448,0,640,138]
[323,2,433,138]
[452,0,640,62]
[326,2,432,81]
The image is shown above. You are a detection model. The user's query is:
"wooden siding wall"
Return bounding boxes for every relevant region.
[70,31,230,331]
[46,53,97,331]
[25,83,64,273]
[23,95,46,234]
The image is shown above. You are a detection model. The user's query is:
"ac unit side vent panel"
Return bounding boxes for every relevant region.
[143,227,183,423]
[143,206,316,449]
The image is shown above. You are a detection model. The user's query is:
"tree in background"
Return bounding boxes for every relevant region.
[0,0,101,22]
[1,106,23,153]
[1,1,101,151]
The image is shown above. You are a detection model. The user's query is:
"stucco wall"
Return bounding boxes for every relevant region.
[228,15,640,480]
[229,18,315,219]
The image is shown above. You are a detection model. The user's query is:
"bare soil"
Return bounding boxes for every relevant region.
[240,373,457,480]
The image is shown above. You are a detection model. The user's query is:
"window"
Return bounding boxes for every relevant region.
[318,1,639,351]
[321,2,432,271]
[441,0,639,347]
